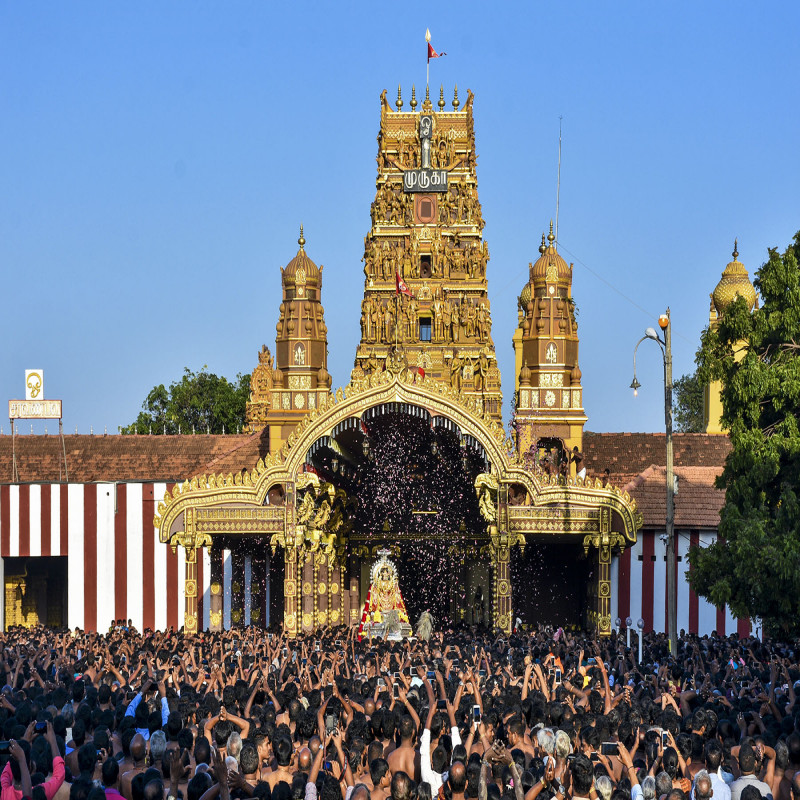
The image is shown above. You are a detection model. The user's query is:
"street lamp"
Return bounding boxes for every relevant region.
[631,309,676,657]
[637,617,645,666]
[625,616,632,649]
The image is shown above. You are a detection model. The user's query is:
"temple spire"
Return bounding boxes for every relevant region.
[298,224,305,250]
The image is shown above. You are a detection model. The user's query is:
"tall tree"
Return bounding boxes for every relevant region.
[673,370,705,432]
[121,366,250,435]
[687,232,800,634]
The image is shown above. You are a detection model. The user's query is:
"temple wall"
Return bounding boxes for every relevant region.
[0,483,752,637]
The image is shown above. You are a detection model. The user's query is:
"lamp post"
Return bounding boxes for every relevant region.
[631,309,676,657]
[637,617,645,665]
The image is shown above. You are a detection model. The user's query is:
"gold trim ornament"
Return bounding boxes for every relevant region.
[231,609,242,624]
[185,580,197,596]
[318,582,327,594]
[497,579,511,596]
[252,608,261,621]
[317,610,327,625]
[599,582,611,597]
[185,614,197,632]
[210,582,221,596]
[302,582,313,595]
[330,608,340,622]
[302,612,313,628]
[210,610,222,627]
[232,581,242,595]
[330,582,339,594]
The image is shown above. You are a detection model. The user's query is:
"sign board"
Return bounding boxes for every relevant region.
[9,400,62,420]
[25,370,43,400]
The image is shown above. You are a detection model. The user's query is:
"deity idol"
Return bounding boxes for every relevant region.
[358,549,412,640]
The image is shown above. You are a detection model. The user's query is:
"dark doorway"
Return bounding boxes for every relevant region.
[511,541,592,629]
[4,557,68,629]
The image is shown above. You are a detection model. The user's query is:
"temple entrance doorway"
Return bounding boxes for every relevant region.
[4,556,68,629]
[510,540,593,630]
[306,402,489,630]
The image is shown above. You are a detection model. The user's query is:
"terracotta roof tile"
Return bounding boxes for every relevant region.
[622,464,725,529]
[0,434,256,484]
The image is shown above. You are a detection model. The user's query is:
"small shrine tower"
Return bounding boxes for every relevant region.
[246,228,332,448]
[512,223,586,470]
[703,240,757,434]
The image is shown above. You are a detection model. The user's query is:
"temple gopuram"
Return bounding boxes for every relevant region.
[155,85,639,638]
[0,86,757,640]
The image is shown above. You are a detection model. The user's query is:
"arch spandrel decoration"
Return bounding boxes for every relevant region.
[154,368,642,635]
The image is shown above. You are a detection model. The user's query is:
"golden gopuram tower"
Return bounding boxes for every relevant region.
[246,226,333,450]
[351,86,502,422]
[512,223,587,470]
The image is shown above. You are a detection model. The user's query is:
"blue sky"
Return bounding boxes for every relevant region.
[2,1,799,436]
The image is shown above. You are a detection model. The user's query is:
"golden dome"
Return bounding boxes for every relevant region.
[283,225,321,288]
[712,240,756,314]
[530,222,570,285]
[519,360,532,386]
[519,280,532,311]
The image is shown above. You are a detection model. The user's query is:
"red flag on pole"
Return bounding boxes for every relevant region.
[426,28,446,63]
[396,271,413,298]
[427,42,446,62]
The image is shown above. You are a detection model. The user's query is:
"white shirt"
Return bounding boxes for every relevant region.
[420,727,462,793]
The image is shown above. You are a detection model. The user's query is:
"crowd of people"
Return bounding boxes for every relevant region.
[0,622,797,800]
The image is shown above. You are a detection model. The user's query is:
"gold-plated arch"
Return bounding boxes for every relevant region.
[154,368,641,635]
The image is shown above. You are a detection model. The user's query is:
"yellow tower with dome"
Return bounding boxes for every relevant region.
[703,240,757,434]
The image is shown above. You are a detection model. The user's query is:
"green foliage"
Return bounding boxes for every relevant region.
[673,370,705,432]
[687,232,800,634]
[121,366,250,435]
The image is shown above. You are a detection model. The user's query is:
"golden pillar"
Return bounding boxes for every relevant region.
[171,509,211,635]
[583,510,624,637]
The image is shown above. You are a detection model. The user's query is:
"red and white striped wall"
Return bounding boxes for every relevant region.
[0,483,272,633]
[0,483,185,632]
[610,528,752,637]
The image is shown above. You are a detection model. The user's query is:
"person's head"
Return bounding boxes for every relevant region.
[297,748,312,774]
[449,761,467,795]
[790,771,800,800]
[655,771,672,799]
[398,715,415,743]
[569,754,593,797]
[417,783,432,800]
[102,756,120,788]
[390,771,415,800]
[665,789,686,800]
[143,778,164,800]
[275,736,293,768]
[595,776,613,800]
[149,731,167,766]
[227,731,243,763]
[740,788,761,800]
[131,733,147,763]
[194,736,211,768]
[662,747,679,780]
[370,758,390,788]
[77,742,98,777]
[554,731,571,760]
[738,743,757,775]
[70,779,94,800]
[187,772,213,800]
[641,776,656,800]
[704,740,723,772]
[431,746,448,775]
[694,771,712,800]
[240,743,259,777]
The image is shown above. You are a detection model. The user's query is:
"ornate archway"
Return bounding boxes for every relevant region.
[155,364,641,635]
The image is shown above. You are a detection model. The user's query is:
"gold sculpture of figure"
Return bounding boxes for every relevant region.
[358,549,411,640]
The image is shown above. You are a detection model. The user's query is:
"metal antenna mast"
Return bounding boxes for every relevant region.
[556,116,563,242]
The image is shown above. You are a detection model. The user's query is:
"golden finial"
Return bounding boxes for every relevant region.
[410,85,417,110]
[452,85,460,110]
[438,85,445,110]
[424,84,431,110]
[733,238,739,260]
[548,220,555,245]
[396,84,403,111]
[298,224,305,250]
[539,234,546,254]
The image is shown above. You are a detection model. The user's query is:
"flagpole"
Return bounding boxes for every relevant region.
[425,28,431,93]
